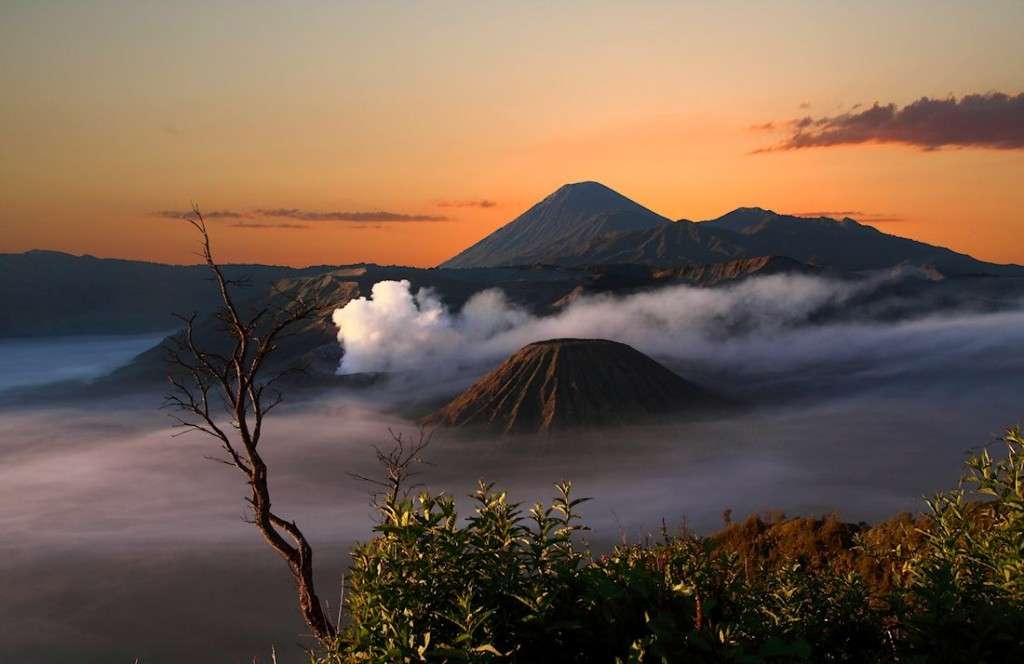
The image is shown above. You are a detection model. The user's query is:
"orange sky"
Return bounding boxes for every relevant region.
[1,2,1022,267]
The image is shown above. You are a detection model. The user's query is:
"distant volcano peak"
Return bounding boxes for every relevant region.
[439,182,668,269]
[550,180,625,199]
[556,180,611,191]
[536,181,652,218]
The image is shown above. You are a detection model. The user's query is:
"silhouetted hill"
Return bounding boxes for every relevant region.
[698,207,1023,276]
[424,338,720,433]
[106,258,834,388]
[651,255,822,285]
[0,250,335,337]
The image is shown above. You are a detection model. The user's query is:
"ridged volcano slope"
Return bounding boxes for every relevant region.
[425,338,718,434]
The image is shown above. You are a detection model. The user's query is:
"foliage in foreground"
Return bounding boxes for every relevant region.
[315,428,1024,662]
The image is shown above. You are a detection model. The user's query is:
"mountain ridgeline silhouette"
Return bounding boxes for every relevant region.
[440,182,1023,276]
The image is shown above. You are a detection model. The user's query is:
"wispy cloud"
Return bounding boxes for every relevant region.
[435,199,497,209]
[788,210,906,223]
[755,92,1024,152]
[231,221,308,230]
[154,206,448,228]
[153,209,245,220]
[255,208,448,222]
[749,122,775,132]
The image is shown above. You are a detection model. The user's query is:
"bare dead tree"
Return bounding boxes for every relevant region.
[163,205,336,641]
[348,428,433,510]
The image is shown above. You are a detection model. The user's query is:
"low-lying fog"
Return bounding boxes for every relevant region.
[2,277,1023,663]
[0,333,167,393]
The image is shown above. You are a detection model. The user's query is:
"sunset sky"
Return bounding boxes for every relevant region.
[2,1,1022,267]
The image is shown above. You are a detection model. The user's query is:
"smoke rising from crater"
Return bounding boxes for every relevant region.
[332,275,860,374]
[331,280,531,374]
[331,276,1024,402]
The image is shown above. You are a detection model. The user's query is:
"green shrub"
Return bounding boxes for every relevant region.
[314,428,1024,662]
[326,481,593,661]
[893,427,1024,661]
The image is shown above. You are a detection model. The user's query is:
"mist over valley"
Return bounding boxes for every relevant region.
[3,182,1024,659]
[2,181,1024,664]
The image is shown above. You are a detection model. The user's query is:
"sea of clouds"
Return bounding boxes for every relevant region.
[331,276,1024,400]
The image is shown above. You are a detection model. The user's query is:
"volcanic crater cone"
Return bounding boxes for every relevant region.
[425,338,719,434]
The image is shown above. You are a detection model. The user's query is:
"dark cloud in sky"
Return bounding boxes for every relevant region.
[154,207,448,226]
[230,221,308,230]
[435,199,498,209]
[788,210,906,223]
[749,122,775,131]
[153,209,245,220]
[255,208,449,222]
[756,92,1024,152]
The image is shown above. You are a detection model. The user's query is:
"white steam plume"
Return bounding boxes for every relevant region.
[332,275,860,375]
[331,280,529,374]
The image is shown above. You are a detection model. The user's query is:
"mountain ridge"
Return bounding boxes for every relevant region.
[696,207,1022,275]
[439,183,1023,275]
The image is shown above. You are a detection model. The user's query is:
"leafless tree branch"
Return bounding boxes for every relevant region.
[349,427,434,511]
[163,206,336,641]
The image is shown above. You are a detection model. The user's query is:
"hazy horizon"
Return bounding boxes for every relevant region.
[8,186,1024,270]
